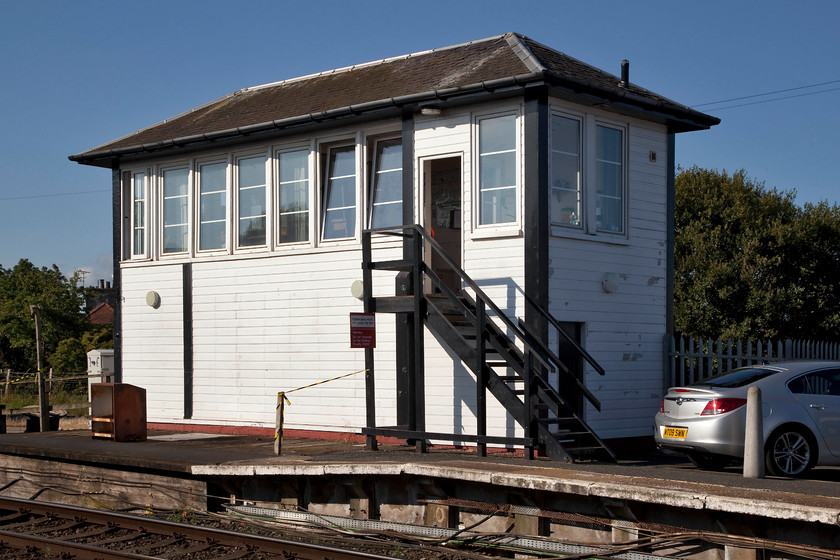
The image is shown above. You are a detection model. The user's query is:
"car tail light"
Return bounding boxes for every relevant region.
[659,399,664,413]
[701,398,747,415]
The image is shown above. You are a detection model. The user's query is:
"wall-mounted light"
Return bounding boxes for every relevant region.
[602,273,619,294]
[420,106,442,116]
[146,291,161,309]
[350,280,365,300]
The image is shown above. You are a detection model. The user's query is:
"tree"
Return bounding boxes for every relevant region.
[0,260,88,372]
[674,167,840,341]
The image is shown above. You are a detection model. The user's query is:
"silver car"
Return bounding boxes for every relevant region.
[654,361,840,477]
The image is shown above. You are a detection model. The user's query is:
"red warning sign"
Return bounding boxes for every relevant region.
[350,312,376,348]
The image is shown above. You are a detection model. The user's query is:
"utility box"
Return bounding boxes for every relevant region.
[91,383,147,442]
[87,348,114,390]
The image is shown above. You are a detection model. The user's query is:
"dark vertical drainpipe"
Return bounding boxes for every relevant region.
[396,112,417,429]
[524,87,549,341]
[111,167,123,383]
[665,133,676,337]
[183,263,193,419]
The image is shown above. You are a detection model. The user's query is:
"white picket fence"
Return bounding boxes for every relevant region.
[666,335,840,387]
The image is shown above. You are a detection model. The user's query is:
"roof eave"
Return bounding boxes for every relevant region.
[69,72,549,168]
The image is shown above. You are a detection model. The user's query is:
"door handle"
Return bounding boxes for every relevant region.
[809,404,826,410]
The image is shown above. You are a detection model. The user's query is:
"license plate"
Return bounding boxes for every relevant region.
[662,427,687,439]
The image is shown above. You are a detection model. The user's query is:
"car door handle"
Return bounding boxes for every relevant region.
[810,404,826,410]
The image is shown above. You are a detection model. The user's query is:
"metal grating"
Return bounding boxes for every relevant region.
[225,505,678,560]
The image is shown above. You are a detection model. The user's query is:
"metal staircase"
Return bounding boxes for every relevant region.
[361,225,616,463]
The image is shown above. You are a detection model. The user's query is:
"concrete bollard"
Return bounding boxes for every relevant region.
[743,386,764,478]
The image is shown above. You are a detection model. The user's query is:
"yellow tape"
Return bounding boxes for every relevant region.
[274,369,367,443]
[280,368,367,398]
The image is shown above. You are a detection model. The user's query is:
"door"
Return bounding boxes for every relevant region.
[789,368,840,456]
[422,156,462,294]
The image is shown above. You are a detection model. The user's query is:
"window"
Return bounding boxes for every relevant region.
[277,149,309,244]
[478,114,517,225]
[322,145,356,240]
[549,113,626,237]
[789,370,840,396]
[237,155,266,247]
[595,125,624,234]
[131,172,147,256]
[162,167,189,254]
[369,139,403,229]
[550,116,581,228]
[198,162,227,251]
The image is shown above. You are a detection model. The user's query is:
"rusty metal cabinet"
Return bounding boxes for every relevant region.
[91,383,147,442]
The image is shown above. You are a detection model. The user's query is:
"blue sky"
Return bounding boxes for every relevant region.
[1,0,837,284]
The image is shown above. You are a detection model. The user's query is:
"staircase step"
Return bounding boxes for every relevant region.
[486,361,512,368]
[496,374,522,381]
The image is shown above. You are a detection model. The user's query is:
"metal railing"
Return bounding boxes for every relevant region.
[666,335,840,387]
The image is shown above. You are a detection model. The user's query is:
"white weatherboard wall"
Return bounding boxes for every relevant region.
[415,101,526,440]
[119,97,671,442]
[549,116,669,439]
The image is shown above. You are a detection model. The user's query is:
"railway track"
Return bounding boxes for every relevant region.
[0,496,399,559]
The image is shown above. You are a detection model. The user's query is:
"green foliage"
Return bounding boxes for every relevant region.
[0,259,107,372]
[675,167,840,340]
[82,325,114,352]
[48,338,87,373]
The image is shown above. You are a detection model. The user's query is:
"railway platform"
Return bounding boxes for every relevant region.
[0,429,837,559]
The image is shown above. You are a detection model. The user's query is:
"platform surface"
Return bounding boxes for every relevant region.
[2,429,840,525]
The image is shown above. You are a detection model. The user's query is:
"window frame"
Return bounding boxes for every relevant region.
[474,111,520,231]
[195,158,230,254]
[320,141,358,242]
[367,135,403,230]
[274,145,312,246]
[549,111,583,230]
[159,163,191,257]
[130,169,149,259]
[593,121,626,236]
[548,108,629,242]
[234,150,269,251]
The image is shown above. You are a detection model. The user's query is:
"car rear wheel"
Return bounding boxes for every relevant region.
[686,451,731,471]
[765,427,815,477]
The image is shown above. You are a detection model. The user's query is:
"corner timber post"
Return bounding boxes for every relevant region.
[361,230,377,451]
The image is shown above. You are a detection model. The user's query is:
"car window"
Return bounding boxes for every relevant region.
[789,369,840,396]
[694,367,778,388]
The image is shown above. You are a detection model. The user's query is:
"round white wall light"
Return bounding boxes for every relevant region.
[601,273,619,294]
[146,291,161,308]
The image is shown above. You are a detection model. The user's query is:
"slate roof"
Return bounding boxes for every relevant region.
[71,33,718,167]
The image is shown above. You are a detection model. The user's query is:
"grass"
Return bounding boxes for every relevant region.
[1,379,88,414]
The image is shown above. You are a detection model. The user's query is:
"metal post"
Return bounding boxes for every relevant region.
[275,392,287,455]
[743,386,764,478]
[475,298,487,457]
[30,305,49,432]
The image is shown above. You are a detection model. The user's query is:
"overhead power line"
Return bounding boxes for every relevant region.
[692,79,840,110]
[0,189,110,202]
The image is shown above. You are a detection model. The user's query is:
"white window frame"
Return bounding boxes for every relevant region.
[275,145,312,246]
[473,110,521,234]
[160,164,191,256]
[320,140,358,242]
[234,150,269,251]
[130,170,149,259]
[548,109,629,242]
[593,121,626,235]
[549,111,583,230]
[195,158,229,254]
[368,135,403,230]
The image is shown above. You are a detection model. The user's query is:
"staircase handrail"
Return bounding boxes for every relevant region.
[520,291,605,376]
[375,225,554,372]
[518,318,601,412]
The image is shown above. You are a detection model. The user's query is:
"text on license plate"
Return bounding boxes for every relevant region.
[662,427,687,439]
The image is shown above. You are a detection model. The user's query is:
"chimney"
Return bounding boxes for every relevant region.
[99,279,105,289]
[619,59,629,88]
[105,281,111,290]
